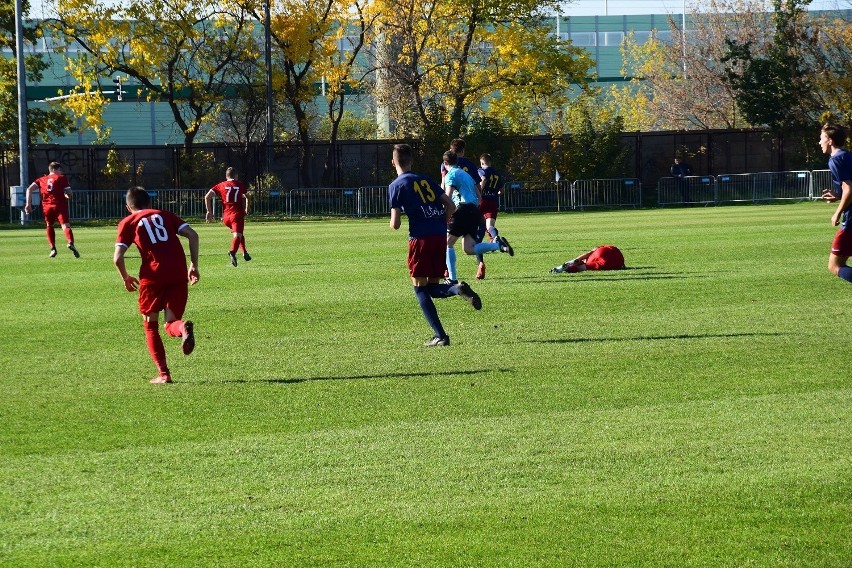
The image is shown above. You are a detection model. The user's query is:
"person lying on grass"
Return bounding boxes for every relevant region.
[550,244,625,273]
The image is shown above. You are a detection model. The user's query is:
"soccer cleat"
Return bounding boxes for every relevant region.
[550,265,565,274]
[243,251,252,262]
[150,374,173,384]
[457,281,482,310]
[497,236,514,256]
[229,251,238,267]
[181,321,195,355]
[444,278,458,286]
[68,243,80,258]
[424,336,450,347]
[49,248,57,258]
[475,262,486,280]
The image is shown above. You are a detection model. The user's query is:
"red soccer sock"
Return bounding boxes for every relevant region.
[63,227,74,243]
[46,226,56,248]
[144,320,169,375]
[230,236,240,254]
[163,320,184,338]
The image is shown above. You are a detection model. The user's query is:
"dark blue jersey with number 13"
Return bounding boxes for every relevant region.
[389,171,447,239]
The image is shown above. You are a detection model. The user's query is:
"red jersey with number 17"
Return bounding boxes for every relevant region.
[210,180,248,216]
[116,209,189,283]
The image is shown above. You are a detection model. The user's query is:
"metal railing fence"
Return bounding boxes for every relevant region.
[6,171,838,223]
[658,171,817,206]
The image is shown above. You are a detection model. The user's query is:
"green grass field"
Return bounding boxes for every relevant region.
[1,204,849,566]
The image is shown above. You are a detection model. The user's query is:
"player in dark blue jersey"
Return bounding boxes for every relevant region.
[820,124,852,284]
[475,153,506,279]
[389,144,482,347]
[439,138,482,187]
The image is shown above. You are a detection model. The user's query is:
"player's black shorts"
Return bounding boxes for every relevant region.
[447,203,485,238]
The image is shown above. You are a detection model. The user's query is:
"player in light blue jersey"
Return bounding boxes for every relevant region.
[443,150,513,283]
[820,124,852,284]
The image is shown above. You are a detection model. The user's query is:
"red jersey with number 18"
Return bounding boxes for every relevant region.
[116,209,189,283]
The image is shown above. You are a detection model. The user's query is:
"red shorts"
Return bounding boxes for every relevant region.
[138,278,188,318]
[831,228,852,257]
[586,245,625,270]
[43,205,70,226]
[223,212,245,234]
[408,234,447,278]
[479,199,499,220]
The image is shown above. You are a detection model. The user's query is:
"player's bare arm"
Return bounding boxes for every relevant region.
[204,190,215,223]
[113,244,139,291]
[831,180,852,226]
[243,193,250,216]
[390,208,401,230]
[180,225,201,284]
[24,182,38,214]
[441,194,456,222]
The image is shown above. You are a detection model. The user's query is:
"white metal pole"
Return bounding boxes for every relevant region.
[14,0,29,224]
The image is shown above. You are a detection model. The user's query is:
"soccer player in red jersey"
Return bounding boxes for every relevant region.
[205,167,251,266]
[114,187,200,384]
[550,245,625,273]
[24,162,80,258]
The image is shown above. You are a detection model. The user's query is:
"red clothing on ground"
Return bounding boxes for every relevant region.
[586,245,625,270]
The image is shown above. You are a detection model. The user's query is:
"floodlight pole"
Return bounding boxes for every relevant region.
[264,0,273,174]
[15,0,29,194]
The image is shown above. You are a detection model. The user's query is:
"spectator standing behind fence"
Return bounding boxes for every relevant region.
[671,156,693,202]
[24,162,80,258]
[205,167,251,267]
[819,124,852,285]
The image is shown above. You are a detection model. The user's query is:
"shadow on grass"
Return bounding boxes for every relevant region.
[527,332,784,344]
[219,367,512,385]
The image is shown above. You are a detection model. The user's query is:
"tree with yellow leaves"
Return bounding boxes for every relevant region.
[372,0,594,139]
[52,0,258,148]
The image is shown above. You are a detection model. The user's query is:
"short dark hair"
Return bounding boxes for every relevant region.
[393,144,413,168]
[48,162,62,172]
[480,153,492,165]
[443,150,458,166]
[226,166,238,180]
[449,139,465,153]
[126,186,151,210]
[823,124,848,148]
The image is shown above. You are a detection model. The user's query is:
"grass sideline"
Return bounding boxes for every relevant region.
[0,204,849,566]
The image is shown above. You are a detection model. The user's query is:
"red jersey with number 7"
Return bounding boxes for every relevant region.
[116,209,189,283]
[210,180,248,216]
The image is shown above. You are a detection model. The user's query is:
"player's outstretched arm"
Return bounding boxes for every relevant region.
[24,182,38,214]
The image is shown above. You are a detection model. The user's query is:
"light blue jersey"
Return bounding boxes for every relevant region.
[445,166,478,206]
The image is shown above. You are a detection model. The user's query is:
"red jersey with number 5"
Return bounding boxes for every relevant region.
[210,180,247,216]
[116,209,189,283]
[35,173,71,207]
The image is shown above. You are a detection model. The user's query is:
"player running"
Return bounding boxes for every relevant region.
[389,143,482,347]
[443,150,513,284]
[24,162,80,258]
[205,167,251,267]
[475,153,504,279]
[114,187,199,384]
